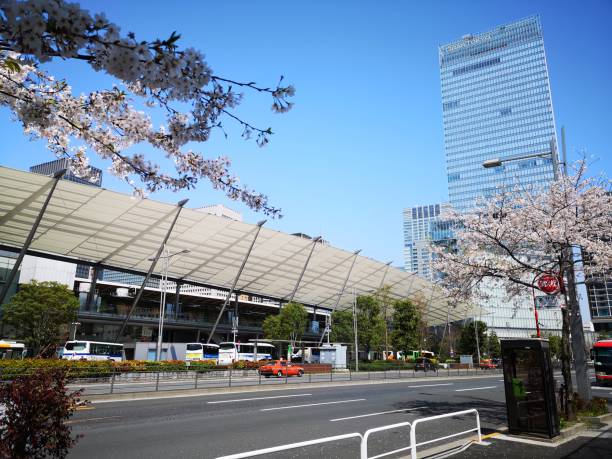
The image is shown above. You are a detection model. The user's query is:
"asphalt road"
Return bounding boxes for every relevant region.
[67,373,612,459]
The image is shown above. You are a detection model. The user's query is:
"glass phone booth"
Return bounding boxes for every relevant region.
[501,338,559,438]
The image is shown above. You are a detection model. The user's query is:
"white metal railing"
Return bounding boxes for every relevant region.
[216,409,482,459]
[410,409,481,459]
[361,421,412,459]
[215,432,363,459]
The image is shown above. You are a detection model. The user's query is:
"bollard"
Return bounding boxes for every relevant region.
[309,372,312,384]
[195,371,199,389]
[259,369,262,385]
[349,369,352,381]
[155,371,160,391]
[368,371,371,380]
[229,366,233,387]
[331,370,333,382]
[110,367,116,394]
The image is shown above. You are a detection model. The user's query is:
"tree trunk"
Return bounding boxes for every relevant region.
[560,306,575,421]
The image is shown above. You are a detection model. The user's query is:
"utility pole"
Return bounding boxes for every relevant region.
[558,128,591,401]
[352,288,359,372]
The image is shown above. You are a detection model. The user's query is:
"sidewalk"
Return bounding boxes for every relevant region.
[454,422,612,458]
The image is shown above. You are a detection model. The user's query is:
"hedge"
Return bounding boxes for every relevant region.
[0,358,270,379]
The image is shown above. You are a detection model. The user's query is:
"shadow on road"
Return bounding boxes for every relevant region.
[392,395,507,427]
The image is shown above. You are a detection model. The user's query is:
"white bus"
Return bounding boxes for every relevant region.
[185,343,220,362]
[62,341,124,361]
[218,342,275,365]
[0,340,26,359]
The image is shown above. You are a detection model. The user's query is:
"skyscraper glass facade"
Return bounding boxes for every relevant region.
[439,16,557,212]
[403,203,453,281]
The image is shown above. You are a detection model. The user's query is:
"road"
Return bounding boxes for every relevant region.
[68,373,612,459]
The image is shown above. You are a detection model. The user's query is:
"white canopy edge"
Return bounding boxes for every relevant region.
[0,166,478,325]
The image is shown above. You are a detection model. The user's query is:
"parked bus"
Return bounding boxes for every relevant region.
[185,343,220,362]
[593,339,612,385]
[62,341,124,361]
[218,342,275,365]
[0,340,26,359]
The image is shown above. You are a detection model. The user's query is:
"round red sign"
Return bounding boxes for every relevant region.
[537,273,561,295]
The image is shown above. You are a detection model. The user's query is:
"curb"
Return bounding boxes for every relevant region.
[86,372,504,404]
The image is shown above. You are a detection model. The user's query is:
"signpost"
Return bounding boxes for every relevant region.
[532,273,561,338]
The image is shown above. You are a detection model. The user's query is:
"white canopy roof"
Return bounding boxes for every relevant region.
[0,166,475,325]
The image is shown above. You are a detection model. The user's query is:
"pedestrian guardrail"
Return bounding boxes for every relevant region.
[410,409,481,458]
[361,421,412,459]
[215,409,483,459]
[0,366,504,396]
[215,432,364,459]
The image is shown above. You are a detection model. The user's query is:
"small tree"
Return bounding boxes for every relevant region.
[488,331,501,358]
[262,302,308,352]
[546,334,562,361]
[356,295,385,359]
[457,320,488,358]
[390,298,422,357]
[2,281,79,356]
[330,310,353,343]
[0,368,82,459]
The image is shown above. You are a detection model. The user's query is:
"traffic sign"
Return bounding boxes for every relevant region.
[537,273,561,295]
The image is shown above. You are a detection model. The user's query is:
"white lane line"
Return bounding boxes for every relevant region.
[407,383,453,388]
[455,386,497,392]
[330,407,421,422]
[208,394,312,404]
[591,386,612,391]
[261,399,366,411]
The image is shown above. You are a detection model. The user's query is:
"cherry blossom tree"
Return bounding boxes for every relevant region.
[433,161,611,420]
[0,0,295,217]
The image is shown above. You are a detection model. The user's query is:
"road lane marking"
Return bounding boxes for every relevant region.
[261,398,366,411]
[591,386,612,390]
[481,432,500,440]
[330,407,421,422]
[66,415,121,425]
[455,386,497,392]
[407,383,453,388]
[207,394,312,404]
[75,406,95,411]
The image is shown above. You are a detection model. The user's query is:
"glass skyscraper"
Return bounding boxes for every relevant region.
[403,203,453,281]
[439,16,557,213]
[438,16,562,337]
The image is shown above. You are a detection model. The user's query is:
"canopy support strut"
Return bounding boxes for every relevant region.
[0,169,66,305]
[114,198,188,342]
[206,220,266,345]
[319,249,361,346]
[287,236,321,304]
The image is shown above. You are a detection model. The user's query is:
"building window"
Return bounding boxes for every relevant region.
[448,173,460,182]
[500,108,512,116]
[452,57,501,76]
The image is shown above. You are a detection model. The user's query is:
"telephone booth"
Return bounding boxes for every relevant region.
[501,338,559,438]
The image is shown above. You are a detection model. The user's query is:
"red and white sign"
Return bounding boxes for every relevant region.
[537,273,561,295]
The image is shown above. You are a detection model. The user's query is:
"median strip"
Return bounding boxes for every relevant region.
[455,386,497,392]
[208,393,312,404]
[260,398,366,411]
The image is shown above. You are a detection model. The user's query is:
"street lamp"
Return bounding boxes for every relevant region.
[148,247,190,361]
[482,139,560,180]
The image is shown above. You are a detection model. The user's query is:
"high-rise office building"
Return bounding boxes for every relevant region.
[30,158,103,187]
[439,16,557,213]
[403,203,453,280]
[439,16,562,337]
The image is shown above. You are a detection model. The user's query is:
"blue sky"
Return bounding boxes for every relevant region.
[0,0,610,266]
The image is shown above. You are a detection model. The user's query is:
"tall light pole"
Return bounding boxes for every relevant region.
[149,247,190,361]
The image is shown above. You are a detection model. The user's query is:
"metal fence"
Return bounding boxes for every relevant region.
[216,409,483,459]
[0,365,503,396]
